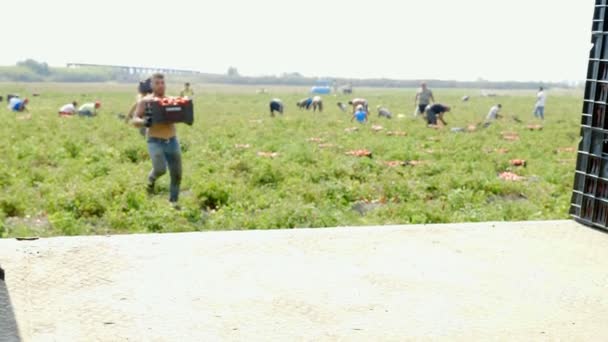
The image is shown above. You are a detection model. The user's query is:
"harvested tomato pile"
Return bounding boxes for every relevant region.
[383,161,405,167]
[502,132,520,141]
[510,159,527,167]
[371,125,384,132]
[386,131,407,136]
[346,149,372,158]
[344,127,359,133]
[527,124,544,131]
[499,172,525,181]
[235,144,251,149]
[257,152,280,158]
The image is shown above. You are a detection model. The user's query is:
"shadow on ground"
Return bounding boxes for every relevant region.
[0,268,21,342]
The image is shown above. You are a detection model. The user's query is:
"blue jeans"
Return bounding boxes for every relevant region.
[78,110,94,117]
[534,106,545,120]
[147,137,182,202]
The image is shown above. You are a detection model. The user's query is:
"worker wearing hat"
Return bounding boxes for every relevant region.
[78,101,101,117]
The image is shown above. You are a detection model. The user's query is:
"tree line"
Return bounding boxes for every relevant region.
[0,60,574,90]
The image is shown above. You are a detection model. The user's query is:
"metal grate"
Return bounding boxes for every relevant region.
[571,0,608,229]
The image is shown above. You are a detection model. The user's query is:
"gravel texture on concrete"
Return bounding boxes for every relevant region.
[1,220,607,341]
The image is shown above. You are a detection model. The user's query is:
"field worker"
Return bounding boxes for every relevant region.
[297,97,313,110]
[484,104,502,127]
[180,82,194,98]
[337,102,348,112]
[7,97,29,112]
[533,87,547,120]
[377,106,392,119]
[78,101,101,117]
[348,98,368,113]
[132,73,183,208]
[351,105,368,124]
[270,98,284,117]
[59,101,78,116]
[312,96,323,112]
[426,103,450,126]
[415,82,435,116]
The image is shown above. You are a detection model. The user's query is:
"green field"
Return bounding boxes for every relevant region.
[0,83,582,237]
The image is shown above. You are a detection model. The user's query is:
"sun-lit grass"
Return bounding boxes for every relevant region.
[0,83,582,237]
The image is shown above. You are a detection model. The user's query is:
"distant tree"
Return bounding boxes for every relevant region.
[17,59,50,76]
[227,67,240,77]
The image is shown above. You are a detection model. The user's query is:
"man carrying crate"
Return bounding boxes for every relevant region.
[132,73,183,209]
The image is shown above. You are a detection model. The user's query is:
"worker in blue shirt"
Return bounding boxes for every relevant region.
[351,105,368,124]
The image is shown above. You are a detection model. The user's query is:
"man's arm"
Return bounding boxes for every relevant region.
[439,113,448,125]
[130,98,147,127]
[127,103,137,119]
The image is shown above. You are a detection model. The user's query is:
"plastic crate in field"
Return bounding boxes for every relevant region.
[571,0,608,229]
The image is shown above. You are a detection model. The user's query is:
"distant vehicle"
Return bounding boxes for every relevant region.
[311,86,331,95]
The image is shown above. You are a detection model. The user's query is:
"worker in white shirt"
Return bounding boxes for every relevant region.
[484,104,502,127]
[59,101,78,116]
[533,87,547,120]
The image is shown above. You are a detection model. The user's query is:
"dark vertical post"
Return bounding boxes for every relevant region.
[572,0,608,230]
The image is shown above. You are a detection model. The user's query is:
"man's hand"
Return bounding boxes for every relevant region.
[131,117,146,128]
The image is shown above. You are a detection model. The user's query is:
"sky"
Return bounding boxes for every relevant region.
[0,0,595,82]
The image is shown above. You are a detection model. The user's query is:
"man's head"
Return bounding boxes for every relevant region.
[444,106,451,112]
[72,101,78,107]
[539,87,544,91]
[421,82,428,89]
[348,100,353,105]
[95,101,101,109]
[497,104,502,109]
[152,73,166,97]
[139,78,153,95]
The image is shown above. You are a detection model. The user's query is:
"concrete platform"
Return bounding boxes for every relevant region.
[1,220,608,341]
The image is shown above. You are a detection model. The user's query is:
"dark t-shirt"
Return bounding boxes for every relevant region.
[429,104,448,114]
